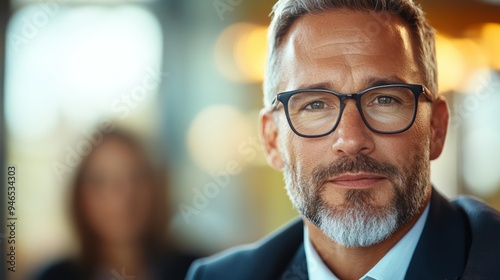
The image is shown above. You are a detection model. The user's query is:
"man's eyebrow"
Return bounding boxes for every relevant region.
[295,82,332,91]
[366,76,408,87]
[294,76,409,92]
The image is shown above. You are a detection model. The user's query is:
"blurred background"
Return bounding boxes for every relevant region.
[1,0,499,279]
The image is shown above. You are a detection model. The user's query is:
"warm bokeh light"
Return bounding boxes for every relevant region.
[214,23,267,83]
[435,27,499,94]
[234,25,268,83]
[187,105,253,172]
[435,34,468,93]
[454,38,488,72]
[480,23,500,70]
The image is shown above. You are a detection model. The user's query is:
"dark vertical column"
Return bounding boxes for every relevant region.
[152,0,190,163]
[153,0,224,170]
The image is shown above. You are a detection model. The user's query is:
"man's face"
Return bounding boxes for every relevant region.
[260,10,449,247]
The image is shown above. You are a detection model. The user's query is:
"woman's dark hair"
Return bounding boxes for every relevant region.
[69,128,169,278]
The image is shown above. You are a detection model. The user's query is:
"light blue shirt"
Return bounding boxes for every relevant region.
[304,203,430,280]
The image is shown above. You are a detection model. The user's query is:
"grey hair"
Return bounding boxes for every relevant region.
[263,0,437,107]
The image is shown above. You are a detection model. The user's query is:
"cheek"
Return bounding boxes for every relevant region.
[280,131,332,176]
[132,184,155,222]
[406,108,432,157]
[376,111,431,169]
[81,187,113,235]
[80,184,147,239]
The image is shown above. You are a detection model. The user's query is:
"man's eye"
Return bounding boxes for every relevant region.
[305,101,328,110]
[374,96,398,105]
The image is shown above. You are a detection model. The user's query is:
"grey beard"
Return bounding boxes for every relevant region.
[283,152,429,248]
[314,191,398,247]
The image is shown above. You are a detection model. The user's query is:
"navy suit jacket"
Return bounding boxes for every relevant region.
[187,190,500,279]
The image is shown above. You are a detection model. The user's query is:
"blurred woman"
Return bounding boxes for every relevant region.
[36,129,196,280]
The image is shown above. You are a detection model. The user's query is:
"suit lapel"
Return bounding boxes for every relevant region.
[280,244,309,280]
[405,189,470,280]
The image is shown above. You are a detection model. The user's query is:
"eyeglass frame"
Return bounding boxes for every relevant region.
[268,84,435,138]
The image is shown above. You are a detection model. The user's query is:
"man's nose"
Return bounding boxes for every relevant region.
[330,100,375,156]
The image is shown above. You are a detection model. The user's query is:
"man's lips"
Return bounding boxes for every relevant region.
[326,173,387,188]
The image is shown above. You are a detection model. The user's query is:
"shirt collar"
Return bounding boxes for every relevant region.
[304,202,430,280]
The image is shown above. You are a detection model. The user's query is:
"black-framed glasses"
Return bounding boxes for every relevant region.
[269,84,434,138]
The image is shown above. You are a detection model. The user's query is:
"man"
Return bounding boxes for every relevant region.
[187,0,500,279]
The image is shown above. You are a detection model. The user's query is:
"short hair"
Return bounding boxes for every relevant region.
[263,0,437,106]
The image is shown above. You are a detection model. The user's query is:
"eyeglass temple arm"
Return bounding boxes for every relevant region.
[268,96,280,112]
[422,86,436,102]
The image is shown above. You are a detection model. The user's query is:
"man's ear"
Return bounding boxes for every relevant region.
[259,109,284,170]
[429,95,449,160]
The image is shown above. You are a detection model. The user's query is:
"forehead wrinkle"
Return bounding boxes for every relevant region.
[305,28,374,58]
[310,44,378,60]
[310,28,372,45]
[312,26,371,39]
[312,53,388,65]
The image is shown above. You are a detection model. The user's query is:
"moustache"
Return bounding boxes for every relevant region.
[311,154,401,187]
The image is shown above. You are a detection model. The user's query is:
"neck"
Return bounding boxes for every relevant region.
[98,240,147,275]
[305,196,430,280]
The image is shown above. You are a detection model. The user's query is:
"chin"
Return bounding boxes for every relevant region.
[322,184,395,210]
